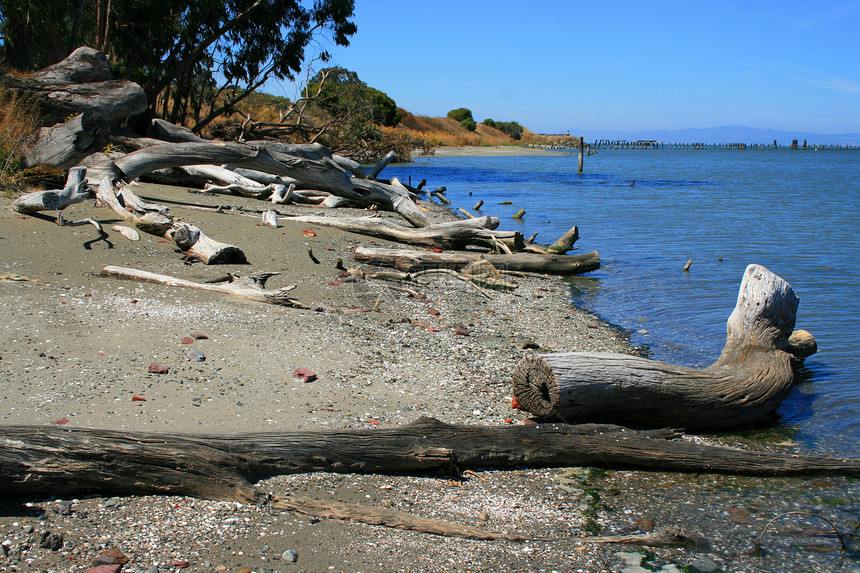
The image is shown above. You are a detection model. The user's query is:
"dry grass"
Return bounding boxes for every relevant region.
[0,87,44,196]
[397,111,579,149]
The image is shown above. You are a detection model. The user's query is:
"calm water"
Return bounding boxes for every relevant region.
[388,149,860,457]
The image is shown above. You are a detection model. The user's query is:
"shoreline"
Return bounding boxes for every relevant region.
[0,179,846,573]
[416,145,570,158]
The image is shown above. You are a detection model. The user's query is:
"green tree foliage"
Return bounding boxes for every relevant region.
[483,118,523,140]
[446,108,473,123]
[308,67,400,127]
[446,108,477,131]
[0,0,356,131]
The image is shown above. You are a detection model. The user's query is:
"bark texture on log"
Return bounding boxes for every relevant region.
[23,110,110,169]
[512,264,813,432]
[354,247,600,275]
[2,418,859,503]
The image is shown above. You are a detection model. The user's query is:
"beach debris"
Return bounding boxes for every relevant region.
[148,363,169,374]
[111,225,140,241]
[102,266,305,308]
[180,337,194,344]
[473,200,484,210]
[262,209,278,228]
[512,208,526,219]
[294,367,317,383]
[683,259,692,272]
[131,395,147,401]
[186,349,206,362]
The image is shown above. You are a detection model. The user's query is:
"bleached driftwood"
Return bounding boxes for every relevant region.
[1,47,146,125]
[288,215,523,251]
[23,110,109,169]
[95,176,246,264]
[354,247,600,275]
[102,266,302,307]
[10,166,90,214]
[512,265,817,432]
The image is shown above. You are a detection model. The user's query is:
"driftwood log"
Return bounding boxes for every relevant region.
[23,110,109,169]
[3,418,860,504]
[354,247,600,275]
[1,47,146,125]
[102,266,303,307]
[512,264,814,432]
[95,176,246,264]
[287,215,524,250]
[10,166,90,214]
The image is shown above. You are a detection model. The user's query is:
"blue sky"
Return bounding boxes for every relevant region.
[269,1,860,137]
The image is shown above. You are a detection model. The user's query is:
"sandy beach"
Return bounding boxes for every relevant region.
[0,180,643,572]
[0,178,839,573]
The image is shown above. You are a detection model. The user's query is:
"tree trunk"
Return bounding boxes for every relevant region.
[512,264,814,432]
[288,215,523,251]
[2,418,859,504]
[23,110,110,169]
[354,247,600,275]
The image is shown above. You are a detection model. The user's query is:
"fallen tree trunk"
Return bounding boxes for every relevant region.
[512,264,815,432]
[23,110,109,169]
[287,215,523,250]
[354,247,600,275]
[2,417,859,504]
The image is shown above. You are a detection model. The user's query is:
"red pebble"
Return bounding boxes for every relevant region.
[511,396,521,410]
[293,367,317,383]
[426,308,440,316]
[52,418,70,425]
[131,395,146,402]
[148,363,169,374]
[432,248,443,253]
[180,337,194,345]
[504,418,514,424]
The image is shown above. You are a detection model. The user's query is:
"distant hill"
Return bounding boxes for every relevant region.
[579,126,860,146]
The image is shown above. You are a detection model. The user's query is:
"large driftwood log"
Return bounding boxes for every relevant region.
[354,247,600,275]
[288,215,523,250]
[2,418,860,504]
[512,264,814,432]
[1,47,146,125]
[10,166,90,214]
[23,110,109,169]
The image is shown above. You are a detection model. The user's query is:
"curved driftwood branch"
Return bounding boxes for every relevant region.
[512,264,817,432]
[102,266,302,307]
[354,247,600,275]
[10,166,91,214]
[95,176,246,264]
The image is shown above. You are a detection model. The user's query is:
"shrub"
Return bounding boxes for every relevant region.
[459,118,477,132]
[0,88,41,196]
[446,108,473,123]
